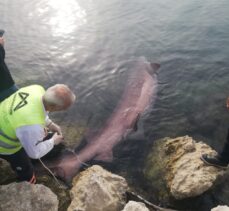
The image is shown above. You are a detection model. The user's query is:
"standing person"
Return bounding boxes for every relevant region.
[0,31,76,183]
[201,98,229,168]
[0,34,18,102]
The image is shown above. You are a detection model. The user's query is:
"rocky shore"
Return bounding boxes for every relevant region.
[1,136,229,211]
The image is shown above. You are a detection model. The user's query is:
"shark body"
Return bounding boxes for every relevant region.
[50,57,160,182]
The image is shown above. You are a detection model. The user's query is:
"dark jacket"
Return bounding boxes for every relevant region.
[0,44,15,92]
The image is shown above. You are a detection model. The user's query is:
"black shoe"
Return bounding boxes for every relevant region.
[201,154,228,169]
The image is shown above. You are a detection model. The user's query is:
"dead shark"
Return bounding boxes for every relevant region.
[49,57,160,182]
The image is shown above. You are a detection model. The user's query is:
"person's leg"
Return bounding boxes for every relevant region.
[0,42,17,102]
[219,128,229,163]
[0,85,18,102]
[0,148,36,183]
[201,129,229,168]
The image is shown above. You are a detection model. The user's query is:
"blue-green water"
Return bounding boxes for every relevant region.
[1,0,229,210]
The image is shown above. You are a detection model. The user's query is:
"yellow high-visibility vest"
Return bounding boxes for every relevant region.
[0,85,46,154]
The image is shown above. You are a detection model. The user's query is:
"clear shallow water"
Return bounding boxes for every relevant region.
[1,0,229,210]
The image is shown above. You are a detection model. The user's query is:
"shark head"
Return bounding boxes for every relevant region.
[150,63,160,73]
[135,56,160,76]
[142,61,160,78]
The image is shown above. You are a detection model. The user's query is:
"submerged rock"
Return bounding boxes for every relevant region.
[121,201,149,211]
[68,165,128,211]
[0,182,58,211]
[144,136,225,200]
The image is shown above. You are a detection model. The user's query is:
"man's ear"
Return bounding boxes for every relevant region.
[45,104,55,112]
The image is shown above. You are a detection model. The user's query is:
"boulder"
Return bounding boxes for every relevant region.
[68,165,128,211]
[0,182,58,211]
[121,201,149,211]
[144,136,225,200]
[211,205,229,211]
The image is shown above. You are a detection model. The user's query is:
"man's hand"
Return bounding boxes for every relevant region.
[52,132,64,145]
[226,97,229,109]
[0,37,4,46]
[48,122,62,136]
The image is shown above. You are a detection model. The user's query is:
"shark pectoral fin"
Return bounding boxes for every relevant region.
[94,150,113,162]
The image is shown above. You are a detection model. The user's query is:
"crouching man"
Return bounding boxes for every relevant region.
[0,84,76,183]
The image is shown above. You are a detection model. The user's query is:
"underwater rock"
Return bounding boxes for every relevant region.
[144,136,225,200]
[121,201,149,211]
[0,182,58,211]
[68,165,128,211]
[211,205,229,211]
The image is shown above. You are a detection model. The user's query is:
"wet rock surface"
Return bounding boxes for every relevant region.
[144,136,225,200]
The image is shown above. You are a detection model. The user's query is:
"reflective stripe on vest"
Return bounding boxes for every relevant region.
[0,146,22,154]
[0,133,20,147]
[0,129,18,142]
[0,128,21,154]
[0,131,21,154]
[0,138,18,149]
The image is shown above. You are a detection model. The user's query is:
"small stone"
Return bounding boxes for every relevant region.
[211,205,229,211]
[122,201,149,211]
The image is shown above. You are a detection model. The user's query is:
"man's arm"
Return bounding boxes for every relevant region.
[45,116,62,135]
[16,125,64,159]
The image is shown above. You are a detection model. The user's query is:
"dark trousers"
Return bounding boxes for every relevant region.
[0,148,35,182]
[220,128,229,163]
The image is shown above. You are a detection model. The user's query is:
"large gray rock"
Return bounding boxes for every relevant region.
[121,201,149,211]
[0,182,58,211]
[68,165,128,211]
[144,136,225,200]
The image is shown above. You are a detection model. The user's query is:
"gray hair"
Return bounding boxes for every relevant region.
[43,84,76,109]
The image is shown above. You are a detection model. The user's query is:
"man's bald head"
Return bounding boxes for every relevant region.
[43,84,76,111]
